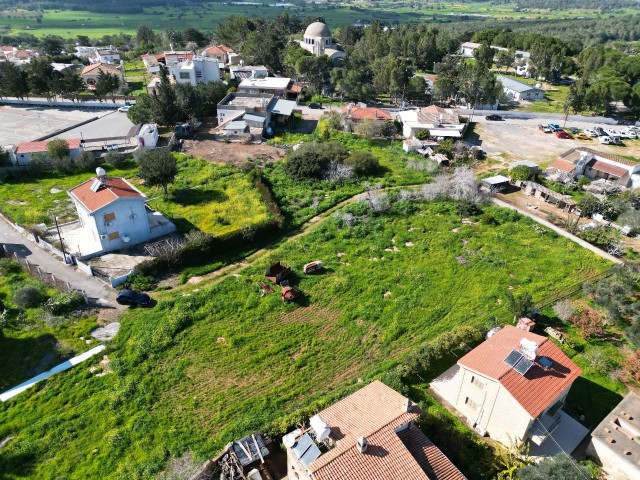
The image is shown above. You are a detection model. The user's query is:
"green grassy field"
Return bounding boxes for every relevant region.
[0,2,629,39]
[0,156,270,235]
[0,259,98,391]
[0,198,612,479]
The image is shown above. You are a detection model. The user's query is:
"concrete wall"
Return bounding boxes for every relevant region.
[93,198,151,251]
[587,438,640,480]
[0,98,121,109]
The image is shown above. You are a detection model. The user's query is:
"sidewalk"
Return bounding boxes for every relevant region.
[0,216,118,306]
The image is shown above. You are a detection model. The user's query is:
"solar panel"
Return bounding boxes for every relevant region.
[538,356,553,370]
[292,433,313,459]
[514,357,534,375]
[299,442,321,467]
[504,350,524,368]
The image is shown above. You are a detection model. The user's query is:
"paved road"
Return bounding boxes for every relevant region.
[0,216,118,306]
[492,198,624,265]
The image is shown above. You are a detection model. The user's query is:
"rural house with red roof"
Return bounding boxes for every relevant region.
[64,170,175,258]
[8,138,83,166]
[431,326,589,457]
[80,63,124,88]
[547,148,640,188]
[284,381,465,480]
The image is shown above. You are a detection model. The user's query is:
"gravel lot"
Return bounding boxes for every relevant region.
[473,120,640,168]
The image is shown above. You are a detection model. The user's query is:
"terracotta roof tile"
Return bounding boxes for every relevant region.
[458,326,581,418]
[342,106,392,121]
[397,427,466,480]
[307,381,464,479]
[15,138,81,154]
[202,45,234,55]
[81,63,121,76]
[547,158,576,173]
[68,176,145,212]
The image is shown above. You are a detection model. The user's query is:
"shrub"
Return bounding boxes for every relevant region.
[0,259,22,276]
[510,165,532,181]
[44,291,85,315]
[27,154,50,174]
[571,304,605,338]
[576,226,617,249]
[517,454,595,480]
[13,285,42,309]
[103,151,126,167]
[47,138,70,160]
[553,299,575,322]
[577,177,591,188]
[74,150,100,171]
[0,146,10,167]
[624,349,640,382]
[50,155,74,173]
[128,273,156,291]
[284,141,348,181]
[415,129,430,140]
[344,151,379,175]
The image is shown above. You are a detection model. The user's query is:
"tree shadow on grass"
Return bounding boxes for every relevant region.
[0,332,60,391]
[171,187,228,206]
[565,376,623,428]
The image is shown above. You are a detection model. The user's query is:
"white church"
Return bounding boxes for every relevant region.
[298,22,346,62]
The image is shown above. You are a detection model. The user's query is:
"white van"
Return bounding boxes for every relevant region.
[599,136,612,144]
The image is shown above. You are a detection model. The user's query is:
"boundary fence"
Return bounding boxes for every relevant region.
[536,268,615,309]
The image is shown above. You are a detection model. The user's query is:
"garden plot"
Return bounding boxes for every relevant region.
[0,200,612,479]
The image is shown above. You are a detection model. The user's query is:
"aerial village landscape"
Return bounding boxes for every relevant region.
[2,1,640,479]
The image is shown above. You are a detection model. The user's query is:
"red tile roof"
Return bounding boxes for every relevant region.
[342,106,392,121]
[15,138,82,155]
[559,147,638,167]
[202,44,234,56]
[457,326,581,418]
[68,176,145,212]
[308,381,465,480]
[397,426,466,480]
[548,158,576,173]
[586,159,628,178]
[81,63,121,76]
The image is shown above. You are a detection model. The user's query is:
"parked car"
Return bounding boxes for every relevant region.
[599,136,612,145]
[583,129,597,137]
[556,130,572,139]
[594,127,606,136]
[117,105,131,112]
[308,102,323,109]
[116,289,151,307]
[548,123,561,131]
[567,127,579,134]
[575,133,591,140]
[621,130,637,139]
[486,114,503,121]
[542,126,552,133]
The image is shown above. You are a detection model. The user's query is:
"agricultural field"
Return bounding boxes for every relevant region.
[0,199,613,479]
[0,259,98,391]
[0,155,270,236]
[0,1,629,39]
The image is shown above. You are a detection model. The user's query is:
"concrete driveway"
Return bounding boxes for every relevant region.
[0,216,118,307]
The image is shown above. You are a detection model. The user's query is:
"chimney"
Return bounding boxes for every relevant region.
[356,436,368,454]
[402,396,412,413]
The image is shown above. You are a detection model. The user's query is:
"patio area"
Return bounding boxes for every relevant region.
[528,410,590,458]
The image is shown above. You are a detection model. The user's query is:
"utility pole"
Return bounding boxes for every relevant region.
[54,216,68,263]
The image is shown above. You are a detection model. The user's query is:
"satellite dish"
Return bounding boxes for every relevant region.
[96,167,106,177]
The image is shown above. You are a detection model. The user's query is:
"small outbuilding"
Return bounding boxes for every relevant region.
[481,175,510,192]
[497,75,544,101]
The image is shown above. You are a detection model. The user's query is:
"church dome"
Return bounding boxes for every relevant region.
[304,22,331,38]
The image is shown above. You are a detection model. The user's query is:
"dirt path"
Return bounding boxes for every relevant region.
[180,138,287,167]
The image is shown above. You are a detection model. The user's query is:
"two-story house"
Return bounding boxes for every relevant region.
[285,381,465,480]
[431,326,588,457]
[66,170,175,258]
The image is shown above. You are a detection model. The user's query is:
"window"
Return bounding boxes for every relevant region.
[465,397,478,410]
[470,375,484,390]
[108,231,120,241]
[103,212,116,222]
[179,72,190,80]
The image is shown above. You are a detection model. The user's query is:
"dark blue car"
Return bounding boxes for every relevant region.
[116,289,151,307]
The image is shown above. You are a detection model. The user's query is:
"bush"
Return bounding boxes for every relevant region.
[344,151,379,176]
[0,259,22,276]
[128,273,156,291]
[44,291,85,315]
[74,150,100,171]
[415,129,430,140]
[510,165,532,181]
[13,285,42,309]
[284,141,348,181]
[47,138,70,160]
[103,151,126,167]
[50,155,74,173]
[577,177,591,188]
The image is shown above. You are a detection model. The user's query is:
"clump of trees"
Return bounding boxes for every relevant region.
[283,141,379,181]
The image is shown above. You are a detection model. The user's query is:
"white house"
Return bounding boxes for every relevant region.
[431,326,588,457]
[549,148,640,188]
[141,54,162,75]
[587,393,640,480]
[216,92,275,126]
[459,42,530,62]
[298,22,346,62]
[238,77,293,98]
[397,105,467,139]
[135,124,159,149]
[170,56,220,86]
[65,171,175,258]
[496,75,544,101]
[8,138,83,166]
[285,381,465,480]
[95,48,120,64]
[0,46,37,65]
[229,64,269,80]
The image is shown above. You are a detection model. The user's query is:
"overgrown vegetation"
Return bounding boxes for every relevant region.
[0,199,611,478]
